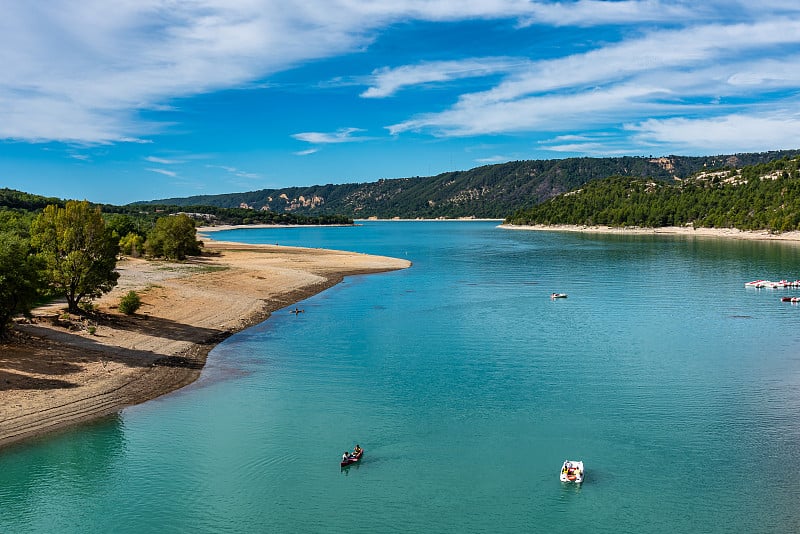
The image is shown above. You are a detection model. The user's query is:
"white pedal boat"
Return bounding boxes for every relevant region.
[560,460,584,483]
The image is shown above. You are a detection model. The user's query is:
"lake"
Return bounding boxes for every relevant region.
[2,221,799,533]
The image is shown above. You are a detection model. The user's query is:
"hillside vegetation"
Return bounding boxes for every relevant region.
[135,150,800,219]
[506,157,800,232]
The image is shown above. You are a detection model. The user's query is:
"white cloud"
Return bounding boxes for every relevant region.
[146,156,180,164]
[628,113,800,153]
[207,164,260,179]
[0,0,550,144]
[292,127,369,144]
[474,155,512,164]
[388,19,800,140]
[390,84,674,136]
[3,0,800,154]
[520,0,696,27]
[147,168,177,177]
[463,20,800,107]
[361,58,524,98]
[294,148,319,156]
[539,133,637,155]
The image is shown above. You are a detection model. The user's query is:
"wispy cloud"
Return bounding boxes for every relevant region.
[361,58,524,98]
[540,134,639,155]
[520,0,697,27]
[145,156,180,164]
[206,164,260,179]
[388,17,800,156]
[474,155,512,164]
[292,127,370,144]
[147,168,177,177]
[3,0,800,162]
[294,148,319,156]
[0,1,549,144]
[628,113,800,153]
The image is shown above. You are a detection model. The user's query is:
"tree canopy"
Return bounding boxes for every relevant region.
[145,213,203,260]
[0,231,43,335]
[30,201,120,313]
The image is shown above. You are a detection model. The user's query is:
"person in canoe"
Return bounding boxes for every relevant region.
[342,451,351,462]
[353,444,362,456]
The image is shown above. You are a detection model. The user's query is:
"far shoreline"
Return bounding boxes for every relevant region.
[499,223,800,243]
[196,218,504,236]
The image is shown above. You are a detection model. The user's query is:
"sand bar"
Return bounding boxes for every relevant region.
[0,239,410,450]
[500,224,800,242]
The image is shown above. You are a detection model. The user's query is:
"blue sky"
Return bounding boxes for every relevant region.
[2,1,800,205]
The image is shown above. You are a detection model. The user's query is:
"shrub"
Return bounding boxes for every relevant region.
[119,291,142,315]
[79,301,98,313]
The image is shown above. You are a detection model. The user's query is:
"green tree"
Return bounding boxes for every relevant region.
[119,232,145,257]
[145,214,202,260]
[0,231,43,336]
[105,213,140,240]
[30,201,120,313]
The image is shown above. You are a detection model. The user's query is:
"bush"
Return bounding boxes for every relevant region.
[119,291,142,315]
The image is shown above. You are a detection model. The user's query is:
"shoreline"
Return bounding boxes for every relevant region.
[0,238,410,450]
[195,219,504,235]
[499,223,800,242]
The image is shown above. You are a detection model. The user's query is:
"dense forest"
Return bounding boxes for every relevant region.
[505,157,800,231]
[135,150,800,219]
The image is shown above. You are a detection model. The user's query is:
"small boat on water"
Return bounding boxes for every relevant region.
[341,448,364,467]
[746,279,800,289]
[560,460,584,483]
[781,296,800,303]
[551,293,568,299]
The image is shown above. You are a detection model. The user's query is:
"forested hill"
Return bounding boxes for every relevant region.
[0,189,353,228]
[505,157,800,232]
[134,150,800,219]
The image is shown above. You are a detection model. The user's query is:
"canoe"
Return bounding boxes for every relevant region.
[340,449,364,467]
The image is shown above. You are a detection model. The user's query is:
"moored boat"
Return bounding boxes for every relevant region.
[551,293,568,299]
[560,460,584,483]
[745,279,800,289]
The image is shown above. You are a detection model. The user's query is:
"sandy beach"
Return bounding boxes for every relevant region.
[0,238,410,450]
[500,223,800,242]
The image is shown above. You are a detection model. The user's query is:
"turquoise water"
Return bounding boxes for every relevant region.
[2,221,800,533]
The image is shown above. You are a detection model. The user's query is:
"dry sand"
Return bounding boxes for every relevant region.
[0,239,410,450]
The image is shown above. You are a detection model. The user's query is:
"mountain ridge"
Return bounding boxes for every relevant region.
[133,150,800,219]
